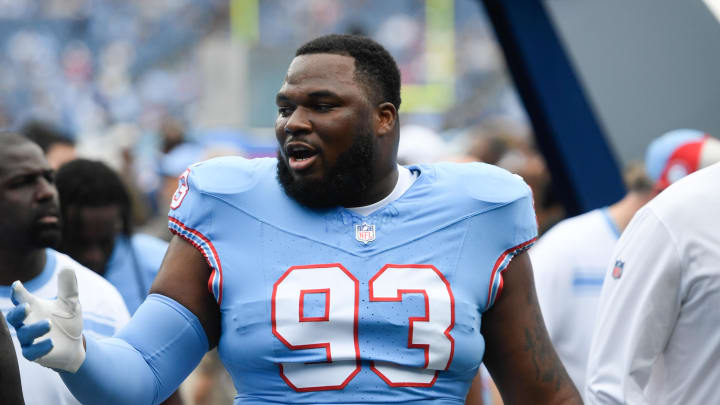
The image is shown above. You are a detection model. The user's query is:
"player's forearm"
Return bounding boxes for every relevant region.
[60,336,158,404]
[490,326,581,404]
[483,253,582,404]
[522,325,581,404]
[61,294,208,405]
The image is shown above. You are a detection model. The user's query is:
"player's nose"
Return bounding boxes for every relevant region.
[35,176,57,202]
[284,107,312,136]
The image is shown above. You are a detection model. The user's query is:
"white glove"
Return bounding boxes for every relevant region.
[10,267,86,372]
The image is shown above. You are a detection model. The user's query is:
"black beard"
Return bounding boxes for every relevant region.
[30,223,62,249]
[276,133,375,209]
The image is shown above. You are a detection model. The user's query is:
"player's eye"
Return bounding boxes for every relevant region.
[278,106,294,117]
[7,175,34,189]
[314,104,334,112]
[43,170,55,184]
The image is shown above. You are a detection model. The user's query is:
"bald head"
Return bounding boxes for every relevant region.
[0,132,44,176]
[0,131,61,250]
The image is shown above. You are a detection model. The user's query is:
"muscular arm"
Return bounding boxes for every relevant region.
[150,235,218,405]
[481,252,580,404]
[150,235,221,346]
[465,371,486,405]
[0,311,25,405]
[55,235,219,404]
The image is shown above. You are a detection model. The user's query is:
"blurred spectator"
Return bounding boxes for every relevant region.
[0,0,521,158]
[531,163,655,394]
[160,116,188,154]
[54,159,167,314]
[644,128,720,191]
[451,118,564,234]
[20,120,76,170]
[586,146,720,404]
[75,123,154,225]
[466,128,510,166]
[0,132,129,405]
[397,124,449,165]
[54,158,184,405]
[0,1,226,138]
[532,129,720,396]
[140,136,249,243]
[140,142,205,241]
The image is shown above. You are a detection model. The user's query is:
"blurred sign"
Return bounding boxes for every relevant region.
[401,0,456,113]
[232,0,259,43]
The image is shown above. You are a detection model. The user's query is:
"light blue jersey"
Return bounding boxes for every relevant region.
[104,234,168,314]
[168,157,536,404]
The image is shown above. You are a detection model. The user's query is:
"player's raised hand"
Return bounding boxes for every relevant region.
[6,268,86,373]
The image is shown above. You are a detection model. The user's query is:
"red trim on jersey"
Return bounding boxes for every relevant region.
[168,216,224,305]
[368,264,455,387]
[299,289,330,322]
[486,237,537,308]
[271,263,361,392]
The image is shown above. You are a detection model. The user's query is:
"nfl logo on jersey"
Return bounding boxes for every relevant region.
[612,260,624,279]
[355,223,376,244]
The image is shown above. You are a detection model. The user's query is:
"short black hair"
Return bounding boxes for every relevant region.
[296,34,401,110]
[55,159,133,235]
[20,120,74,153]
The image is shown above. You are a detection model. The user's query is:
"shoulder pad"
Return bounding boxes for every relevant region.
[432,162,531,204]
[189,156,276,195]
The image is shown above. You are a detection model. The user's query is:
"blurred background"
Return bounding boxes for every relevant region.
[2,0,719,232]
[1,0,566,234]
[3,1,719,404]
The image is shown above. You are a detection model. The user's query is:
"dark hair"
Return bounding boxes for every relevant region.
[296,34,401,110]
[55,159,133,235]
[20,120,74,153]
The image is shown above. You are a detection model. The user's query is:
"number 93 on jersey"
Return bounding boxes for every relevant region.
[271,263,455,392]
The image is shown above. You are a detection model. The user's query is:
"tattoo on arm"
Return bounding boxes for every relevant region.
[523,306,564,391]
[483,253,581,404]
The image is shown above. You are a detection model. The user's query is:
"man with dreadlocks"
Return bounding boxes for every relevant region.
[53,159,183,404]
[54,159,169,314]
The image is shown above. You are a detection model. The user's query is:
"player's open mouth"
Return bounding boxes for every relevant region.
[286,142,318,172]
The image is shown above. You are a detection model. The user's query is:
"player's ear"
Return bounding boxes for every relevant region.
[375,102,397,138]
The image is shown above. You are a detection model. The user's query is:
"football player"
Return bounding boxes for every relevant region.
[8,35,579,404]
[0,132,129,404]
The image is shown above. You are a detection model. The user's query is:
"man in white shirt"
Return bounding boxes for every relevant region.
[585,161,720,404]
[0,132,129,404]
[530,170,652,391]
[532,129,720,394]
